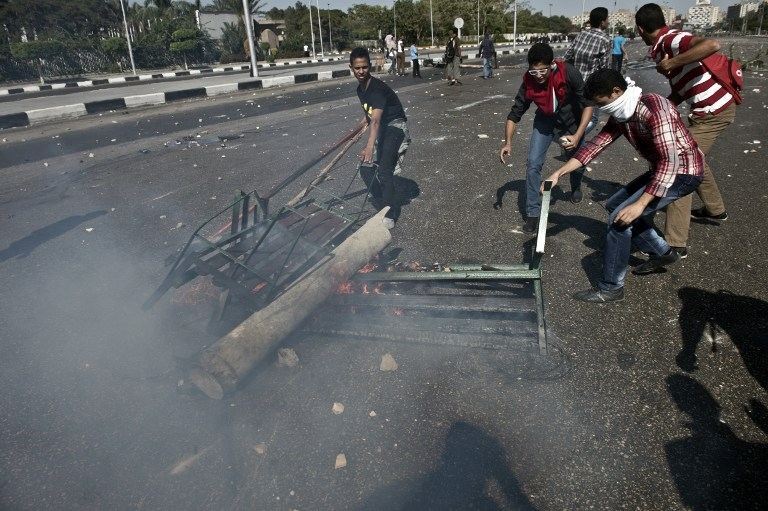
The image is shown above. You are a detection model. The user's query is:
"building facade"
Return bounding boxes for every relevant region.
[687,0,721,28]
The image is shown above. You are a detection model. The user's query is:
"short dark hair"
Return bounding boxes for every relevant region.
[349,47,370,65]
[527,43,553,66]
[584,68,628,100]
[449,28,456,36]
[589,7,608,28]
[635,3,666,32]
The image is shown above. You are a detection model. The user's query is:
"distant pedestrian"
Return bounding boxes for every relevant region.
[479,33,495,79]
[563,7,611,133]
[396,37,406,75]
[499,43,594,233]
[444,29,462,85]
[611,31,627,73]
[409,41,421,78]
[303,44,309,57]
[636,2,738,259]
[544,69,704,302]
[350,47,411,229]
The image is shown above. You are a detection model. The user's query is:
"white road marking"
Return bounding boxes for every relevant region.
[453,94,507,111]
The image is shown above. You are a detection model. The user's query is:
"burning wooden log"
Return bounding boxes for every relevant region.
[190,208,393,399]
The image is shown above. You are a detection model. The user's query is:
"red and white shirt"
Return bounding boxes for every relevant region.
[651,26,733,116]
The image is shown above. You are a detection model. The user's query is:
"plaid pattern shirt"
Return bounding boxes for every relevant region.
[563,28,612,80]
[574,93,704,197]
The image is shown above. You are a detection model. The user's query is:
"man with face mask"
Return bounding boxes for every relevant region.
[543,69,703,303]
[499,43,594,233]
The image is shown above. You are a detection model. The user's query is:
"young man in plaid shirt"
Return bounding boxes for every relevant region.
[563,7,611,132]
[543,69,703,303]
[636,3,735,259]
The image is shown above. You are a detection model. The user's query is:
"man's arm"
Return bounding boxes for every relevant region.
[563,38,576,63]
[657,36,720,74]
[563,64,593,149]
[359,108,383,163]
[601,36,612,69]
[499,84,531,162]
[499,119,518,163]
[643,99,682,198]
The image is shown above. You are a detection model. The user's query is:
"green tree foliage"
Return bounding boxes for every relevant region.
[170,27,203,69]
[10,39,66,82]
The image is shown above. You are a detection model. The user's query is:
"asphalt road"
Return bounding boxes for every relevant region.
[0,46,766,510]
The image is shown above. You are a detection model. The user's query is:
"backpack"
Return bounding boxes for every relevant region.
[701,53,744,105]
[445,39,456,62]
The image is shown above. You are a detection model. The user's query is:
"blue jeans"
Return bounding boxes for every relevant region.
[482,57,493,78]
[600,173,702,291]
[525,114,585,217]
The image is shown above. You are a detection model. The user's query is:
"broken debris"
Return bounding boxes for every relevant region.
[332,402,345,415]
[277,348,299,367]
[253,443,266,455]
[379,353,398,372]
[335,453,347,469]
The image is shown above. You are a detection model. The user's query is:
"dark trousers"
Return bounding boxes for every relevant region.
[412,59,421,77]
[612,54,624,73]
[360,124,405,220]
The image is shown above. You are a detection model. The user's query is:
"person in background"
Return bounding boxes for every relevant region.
[409,41,421,78]
[303,44,309,57]
[543,69,703,302]
[396,37,406,76]
[444,29,462,85]
[611,30,627,73]
[479,32,495,79]
[563,7,611,133]
[636,2,736,259]
[350,47,411,229]
[499,43,593,233]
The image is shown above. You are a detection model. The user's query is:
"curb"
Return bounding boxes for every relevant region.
[0,69,354,130]
[426,43,566,65]
[0,56,350,97]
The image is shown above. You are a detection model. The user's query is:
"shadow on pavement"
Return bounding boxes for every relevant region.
[359,421,536,511]
[665,374,768,510]
[676,288,768,392]
[0,210,107,262]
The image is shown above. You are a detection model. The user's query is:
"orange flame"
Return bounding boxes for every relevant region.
[336,281,354,294]
[358,262,378,274]
[390,307,405,316]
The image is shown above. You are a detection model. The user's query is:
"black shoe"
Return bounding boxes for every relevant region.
[570,189,583,204]
[573,287,625,303]
[448,80,455,86]
[691,208,728,221]
[671,246,688,259]
[632,248,681,275]
[523,217,539,234]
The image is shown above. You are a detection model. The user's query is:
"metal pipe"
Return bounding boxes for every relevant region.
[316,0,324,56]
[118,0,136,75]
[242,0,259,77]
[309,2,316,58]
[430,0,434,46]
[353,270,540,281]
[328,3,333,51]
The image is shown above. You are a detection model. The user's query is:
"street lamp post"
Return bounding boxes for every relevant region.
[394,0,397,41]
[316,0,324,56]
[328,4,333,52]
[513,0,518,50]
[308,2,316,58]
[242,0,259,77]
[477,0,481,46]
[430,0,435,46]
[118,0,136,75]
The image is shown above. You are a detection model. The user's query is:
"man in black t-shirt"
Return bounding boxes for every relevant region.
[350,47,411,229]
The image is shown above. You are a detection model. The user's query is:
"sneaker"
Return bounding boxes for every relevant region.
[573,287,624,303]
[382,217,395,230]
[691,208,728,221]
[448,80,455,86]
[570,189,583,204]
[672,246,688,259]
[632,248,681,275]
[523,217,539,234]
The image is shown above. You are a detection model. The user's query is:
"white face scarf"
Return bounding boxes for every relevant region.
[599,76,642,122]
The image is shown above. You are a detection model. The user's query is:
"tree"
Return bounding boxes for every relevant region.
[10,39,65,83]
[170,27,202,69]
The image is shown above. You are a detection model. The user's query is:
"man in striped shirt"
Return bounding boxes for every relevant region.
[542,69,703,303]
[636,3,734,259]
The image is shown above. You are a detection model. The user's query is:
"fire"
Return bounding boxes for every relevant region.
[336,281,354,294]
[390,307,405,316]
[358,262,378,273]
[251,282,267,294]
[361,283,384,295]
